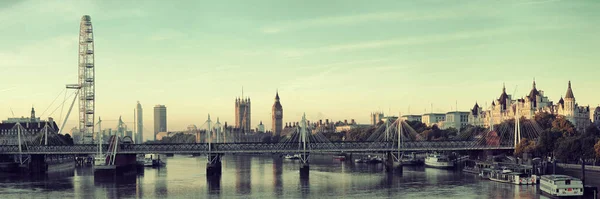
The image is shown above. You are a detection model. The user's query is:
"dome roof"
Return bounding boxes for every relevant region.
[565,81,575,99]
[595,106,600,112]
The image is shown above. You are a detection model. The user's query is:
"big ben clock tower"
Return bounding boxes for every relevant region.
[272,91,283,137]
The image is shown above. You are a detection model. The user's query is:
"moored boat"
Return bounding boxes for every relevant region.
[463,160,492,174]
[488,167,535,185]
[354,155,382,164]
[424,153,454,169]
[401,153,424,166]
[539,175,583,197]
[284,154,301,160]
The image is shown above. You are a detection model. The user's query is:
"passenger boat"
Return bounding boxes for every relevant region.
[478,168,493,179]
[539,175,584,197]
[424,153,454,169]
[401,153,424,166]
[462,160,491,174]
[144,154,165,167]
[489,167,535,185]
[354,155,382,164]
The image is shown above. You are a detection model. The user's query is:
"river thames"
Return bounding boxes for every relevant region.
[0,155,597,198]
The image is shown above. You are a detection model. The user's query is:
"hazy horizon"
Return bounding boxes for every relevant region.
[1,0,599,139]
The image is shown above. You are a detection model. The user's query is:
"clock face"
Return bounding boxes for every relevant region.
[276,111,282,115]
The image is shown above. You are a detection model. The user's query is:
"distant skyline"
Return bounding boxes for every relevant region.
[1,0,600,140]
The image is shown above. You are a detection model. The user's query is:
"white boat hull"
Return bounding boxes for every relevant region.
[425,161,454,168]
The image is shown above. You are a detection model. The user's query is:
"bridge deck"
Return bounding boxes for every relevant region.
[0,141,513,155]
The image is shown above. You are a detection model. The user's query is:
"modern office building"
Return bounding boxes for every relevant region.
[153,105,167,141]
[135,101,143,143]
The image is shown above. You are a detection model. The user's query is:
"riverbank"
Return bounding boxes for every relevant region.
[558,163,600,172]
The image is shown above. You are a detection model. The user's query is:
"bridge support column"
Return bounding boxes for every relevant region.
[206,153,222,177]
[299,153,310,178]
[384,152,402,174]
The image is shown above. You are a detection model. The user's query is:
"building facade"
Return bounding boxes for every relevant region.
[135,101,143,144]
[592,106,600,126]
[235,97,251,133]
[444,111,470,130]
[0,108,59,145]
[271,92,283,137]
[555,81,590,132]
[469,81,591,132]
[371,112,384,125]
[153,105,167,141]
[422,113,445,127]
[401,115,422,122]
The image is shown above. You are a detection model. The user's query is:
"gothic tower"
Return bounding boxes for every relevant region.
[272,91,283,137]
[564,81,576,117]
[235,96,251,134]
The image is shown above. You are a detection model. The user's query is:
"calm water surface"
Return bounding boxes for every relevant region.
[0,155,596,198]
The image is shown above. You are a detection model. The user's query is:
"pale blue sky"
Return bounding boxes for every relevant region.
[1,0,599,138]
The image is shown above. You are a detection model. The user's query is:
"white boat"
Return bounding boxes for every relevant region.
[284,154,301,160]
[354,155,382,164]
[424,153,454,168]
[539,175,583,197]
[144,154,165,167]
[488,167,536,185]
[94,154,107,167]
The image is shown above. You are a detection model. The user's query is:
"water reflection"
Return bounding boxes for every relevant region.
[207,175,221,196]
[155,167,168,197]
[300,175,310,198]
[234,155,251,195]
[272,157,283,197]
[1,155,598,198]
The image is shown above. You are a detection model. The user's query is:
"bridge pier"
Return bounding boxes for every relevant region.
[384,152,402,174]
[206,153,222,177]
[299,153,310,178]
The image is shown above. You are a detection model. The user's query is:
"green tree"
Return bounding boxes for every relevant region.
[406,120,427,133]
[514,138,536,157]
[554,137,582,163]
[534,112,556,130]
[457,125,487,141]
[535,129,562,157]
[595,140,600,158]
[345,127,373,141]
[551,116,577,137]
[583,124,600,138]
[444,127,458,138]
[580,135,598,160]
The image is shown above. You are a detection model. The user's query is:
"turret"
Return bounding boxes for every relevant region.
[565,81,575,100]
[30,107,36,121]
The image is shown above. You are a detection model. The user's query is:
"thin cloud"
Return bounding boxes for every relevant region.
[275,24,574,57]
[260,10,482,34]
[516,0,561,5]
[148,29,186,41]
[0,87,17,93]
